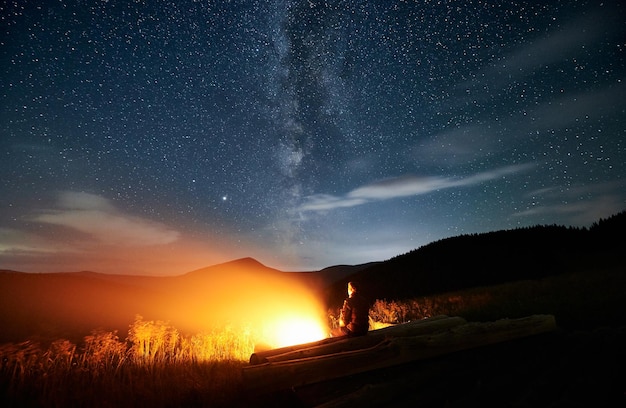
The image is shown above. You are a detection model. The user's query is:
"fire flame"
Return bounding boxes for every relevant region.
[263,314,328,348]
[120,259,332,352]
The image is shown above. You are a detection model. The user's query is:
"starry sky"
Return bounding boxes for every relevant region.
[1,0,625,275]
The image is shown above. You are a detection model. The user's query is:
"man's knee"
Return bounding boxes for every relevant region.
[331,327,349,337]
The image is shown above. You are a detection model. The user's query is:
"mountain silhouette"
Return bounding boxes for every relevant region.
[0,257,322,343]
[184,257,281,277]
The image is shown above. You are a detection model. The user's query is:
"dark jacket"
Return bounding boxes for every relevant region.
[340,292,369,336]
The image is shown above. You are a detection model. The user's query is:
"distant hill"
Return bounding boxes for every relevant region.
[309,262,382,286]
[324,210,626,307]
[0,258,321,343]
[0,270,163,343]
[183,257,282,277]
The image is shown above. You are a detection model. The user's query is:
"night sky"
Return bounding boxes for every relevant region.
[2,1,625,275]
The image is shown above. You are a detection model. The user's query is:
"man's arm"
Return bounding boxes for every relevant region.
[339,299,351,327]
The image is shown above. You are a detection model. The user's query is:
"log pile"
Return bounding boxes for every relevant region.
[249,314,466,365]
[243,314,556,395]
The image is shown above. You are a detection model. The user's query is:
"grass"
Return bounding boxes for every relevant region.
[2,268,624,407]
[368,267,626,329]
[1,316,252,408]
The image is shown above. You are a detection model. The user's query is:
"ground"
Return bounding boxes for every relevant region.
[243,326,626,407]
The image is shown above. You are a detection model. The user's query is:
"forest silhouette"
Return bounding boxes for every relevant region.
[325,210,626,307]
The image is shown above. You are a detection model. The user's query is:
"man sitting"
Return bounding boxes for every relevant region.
[331,281,369,337]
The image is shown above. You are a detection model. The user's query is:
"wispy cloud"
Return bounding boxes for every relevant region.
[524,82,626,130]
[299,164,534,212]
[0,227,79,256]
[415,125,498,166]
[493,11,605,74]
[0,191,281,274]
[423,5,626,169]
[514,181,626,226]
[33,191,180,246]
[459,7,617,93]
[420,76,625,169]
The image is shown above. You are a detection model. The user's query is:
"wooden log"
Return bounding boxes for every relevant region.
[250,337,344,365]
[242,314,556,394]
[265,316,467,363]
[249,315,458,365]
[313,380,404,408]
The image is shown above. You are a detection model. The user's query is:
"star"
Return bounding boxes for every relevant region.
[0,0,624,274]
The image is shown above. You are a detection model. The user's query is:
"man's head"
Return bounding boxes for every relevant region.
[348,281,358,297]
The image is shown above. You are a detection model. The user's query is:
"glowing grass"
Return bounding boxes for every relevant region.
[0,317,253,407]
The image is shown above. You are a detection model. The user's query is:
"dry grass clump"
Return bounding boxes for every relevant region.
[0,316,252,407]
[368,268,626,329]
[369,292,493,324]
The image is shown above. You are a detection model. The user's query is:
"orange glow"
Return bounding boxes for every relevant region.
[143,259,332,352]
[261,313,328,349]
[0,257,332,354]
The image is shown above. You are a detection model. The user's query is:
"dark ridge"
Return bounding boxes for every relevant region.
[183,257,282,277]
[314,262,383,286]
[325,210,626,307]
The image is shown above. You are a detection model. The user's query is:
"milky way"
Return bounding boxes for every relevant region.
[1,1,625,274]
